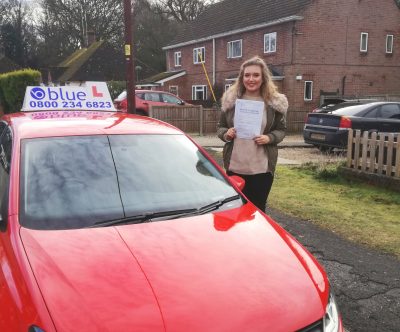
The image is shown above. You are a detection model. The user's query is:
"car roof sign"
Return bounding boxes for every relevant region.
[22,82,116,112]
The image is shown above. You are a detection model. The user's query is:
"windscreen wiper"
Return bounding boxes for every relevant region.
[89,208,198,228]
[88,195,242,228]
[195,194,242,215]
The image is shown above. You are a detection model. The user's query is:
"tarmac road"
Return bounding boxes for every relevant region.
[266,208,400,332]
[201,144,400,332]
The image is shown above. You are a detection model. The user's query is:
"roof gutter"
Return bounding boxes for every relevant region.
[162,15,304,50]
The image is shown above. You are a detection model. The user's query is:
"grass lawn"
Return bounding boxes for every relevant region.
[269,163,400,257]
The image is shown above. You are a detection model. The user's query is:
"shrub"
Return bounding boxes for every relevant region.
[107,81,126,100]
[0,69,42,113]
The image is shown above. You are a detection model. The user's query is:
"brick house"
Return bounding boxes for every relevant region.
[159,0,400,111]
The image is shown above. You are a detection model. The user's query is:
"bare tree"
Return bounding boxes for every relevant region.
[37,0,125,65]
[0,0,37,67]
[154,0,215,22]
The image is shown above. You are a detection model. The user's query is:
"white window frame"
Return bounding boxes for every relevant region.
[264,32,277,53]
[360,32,368,52]
[169,85,178,96]
[193,47,205,64]
[227,39,242,58]
[174,51,181,66]
[192,85,207,100]
[386,34,394,54]
[304,81,313,101]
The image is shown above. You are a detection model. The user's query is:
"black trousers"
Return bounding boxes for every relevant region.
[227,170,274,212]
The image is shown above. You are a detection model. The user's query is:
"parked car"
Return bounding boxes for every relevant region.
[1,84,343,332]
[114,89,190,115]
[312,98,378,113]
[304,102,400,151]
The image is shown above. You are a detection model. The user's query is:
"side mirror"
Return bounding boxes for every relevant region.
[177,100,185,105]
[229,175,245,191]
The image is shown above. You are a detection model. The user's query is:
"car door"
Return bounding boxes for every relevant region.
[353,106,380,132]
[377,104,400,132]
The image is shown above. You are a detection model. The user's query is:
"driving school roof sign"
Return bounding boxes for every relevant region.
[22,82,116,112]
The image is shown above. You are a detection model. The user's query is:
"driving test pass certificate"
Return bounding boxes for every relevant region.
[234,99,265,139]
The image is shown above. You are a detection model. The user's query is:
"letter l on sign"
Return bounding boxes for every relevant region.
[92,86,103,97]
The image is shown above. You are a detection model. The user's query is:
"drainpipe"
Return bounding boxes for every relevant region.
[212,38,216,86]
[342,75,346,96]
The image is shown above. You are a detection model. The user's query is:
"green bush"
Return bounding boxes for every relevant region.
[107,81,126,100]
[0,69,42,113]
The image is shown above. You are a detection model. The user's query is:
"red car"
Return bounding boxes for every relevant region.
[115,89,190,115]
[0,85,343,332]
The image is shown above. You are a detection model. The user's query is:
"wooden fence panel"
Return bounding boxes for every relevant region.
[150,105,202,133]
[150,106,311,134]
[347,130,400,178]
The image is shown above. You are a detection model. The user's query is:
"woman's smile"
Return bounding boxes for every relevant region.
[243,65,263,95]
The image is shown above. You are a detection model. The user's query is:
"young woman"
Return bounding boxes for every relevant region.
[217,56,288,211]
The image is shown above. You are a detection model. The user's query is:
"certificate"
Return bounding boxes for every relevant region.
[234,99,265,139]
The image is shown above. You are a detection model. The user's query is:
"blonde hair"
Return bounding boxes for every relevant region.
[230,56,278,101]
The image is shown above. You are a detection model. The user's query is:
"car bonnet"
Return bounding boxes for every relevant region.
[20,204,328,331]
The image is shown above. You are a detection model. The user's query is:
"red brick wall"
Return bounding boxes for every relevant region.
[164,0,400,111]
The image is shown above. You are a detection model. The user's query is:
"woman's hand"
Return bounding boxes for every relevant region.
[253,135,271,145]
[225,127,236,141]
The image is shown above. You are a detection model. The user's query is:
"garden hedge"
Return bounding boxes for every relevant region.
[0,69,42,114]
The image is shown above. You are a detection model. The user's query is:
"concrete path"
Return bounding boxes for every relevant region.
[190,133,311,149]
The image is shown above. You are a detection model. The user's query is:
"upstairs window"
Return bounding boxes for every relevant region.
[174,51,181,66]
[193,47,205,64]
[227,40,242,58]
[264,32,277,53]
[192,85,207,100]
[304,81,313,101]
[386,35,394,54]
[360,32,368,53]
[169,86,178,96]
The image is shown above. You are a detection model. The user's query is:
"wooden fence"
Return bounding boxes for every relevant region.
[150,105,308,134]
[346,129,400,178]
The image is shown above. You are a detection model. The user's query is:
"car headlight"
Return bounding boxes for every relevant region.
[324,292,340,332]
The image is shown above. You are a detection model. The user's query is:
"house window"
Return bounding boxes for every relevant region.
[227,40,242,58]
[192,85,207,100]
[174,51,181,66]
[169,86,178,96]
[264,32,277,53]
[304,81,313,101]
[386,35,394,54]
[193,47,205,64]
[360,32,368,52]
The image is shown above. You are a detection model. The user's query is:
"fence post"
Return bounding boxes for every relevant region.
[369,132,377,173]
[353,130,361,169]
[346,129,353,167]
[361,131,368,171]
[149,105,153,118]
[376,134,385,175]
[395,134,400,177]
[386,134,394,176]
[199,105,203,136]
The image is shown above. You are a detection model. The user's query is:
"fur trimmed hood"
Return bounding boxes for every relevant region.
[221,87,288,115]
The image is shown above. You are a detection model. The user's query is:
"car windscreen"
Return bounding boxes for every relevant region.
[20,135,239,230]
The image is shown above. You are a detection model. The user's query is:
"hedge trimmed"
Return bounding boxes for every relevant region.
[0,69,42,114]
